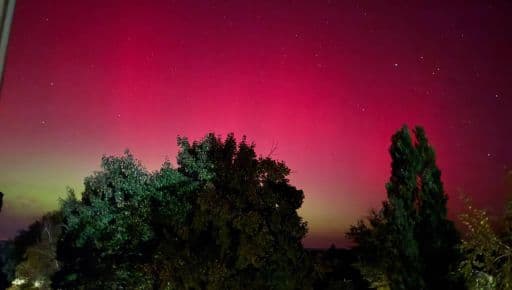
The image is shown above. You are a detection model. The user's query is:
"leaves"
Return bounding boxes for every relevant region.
[347,126,463,290]
[458,197,512,290]
[53,134,311,289]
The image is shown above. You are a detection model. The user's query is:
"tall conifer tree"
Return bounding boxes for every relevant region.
[348,126,463,290]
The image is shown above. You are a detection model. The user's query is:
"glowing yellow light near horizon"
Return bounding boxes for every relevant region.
[12,277,26,286]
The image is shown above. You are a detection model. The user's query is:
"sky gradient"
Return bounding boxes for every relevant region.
[1,0,512,248]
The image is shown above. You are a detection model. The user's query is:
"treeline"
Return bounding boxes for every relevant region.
[0,127,511,289]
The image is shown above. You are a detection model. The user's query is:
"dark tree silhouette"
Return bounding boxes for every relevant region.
[2,212,62,288]
[53,151,184,289]
[0,191,8,289]
[53,134,312,289]
[173,133,311,289]
[347,126,463,290]
[310,245,369,290]
[458,196,512,289]
[2,218,44,286]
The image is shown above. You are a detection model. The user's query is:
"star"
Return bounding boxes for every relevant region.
[49,81,54,87]
[356,103,367,112]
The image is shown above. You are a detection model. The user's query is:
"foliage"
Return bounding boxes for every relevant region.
[161,133,311,289]
[9,212,62,290]
[53,151,192,289]
[347,126,463,290]
[310,245,369,290]
[3,127,479,289]
[0,191,9,289]
[346,210,389,289]
[458,197,512,290]
[2,221,44,284]
[0,212,61,290]
[53,134,311,289]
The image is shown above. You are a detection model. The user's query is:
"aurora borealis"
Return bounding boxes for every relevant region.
[0,1,511,248]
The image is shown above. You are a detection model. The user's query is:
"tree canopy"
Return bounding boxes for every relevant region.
[458,196,512,290]
[347,126,463,290]
[0,128,488,289]
[7,212,62,290]
[52,133,311,289]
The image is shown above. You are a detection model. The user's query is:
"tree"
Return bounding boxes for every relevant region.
[458,197,512,289]
[347,126,463,290]
[2,221,44,286]
[0,191,9,289]
[53,151,193,289]
[53,134,311,289]
[310,245,369,290]
[172,133,311,289]
[0,211,61,290]
[7,212,62,290]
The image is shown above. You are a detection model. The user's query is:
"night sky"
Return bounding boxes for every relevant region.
[1,0,512,248]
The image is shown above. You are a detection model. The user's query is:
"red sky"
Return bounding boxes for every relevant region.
[0,0,512,247]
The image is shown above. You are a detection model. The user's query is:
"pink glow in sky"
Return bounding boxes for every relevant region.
[0,1,512,247]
